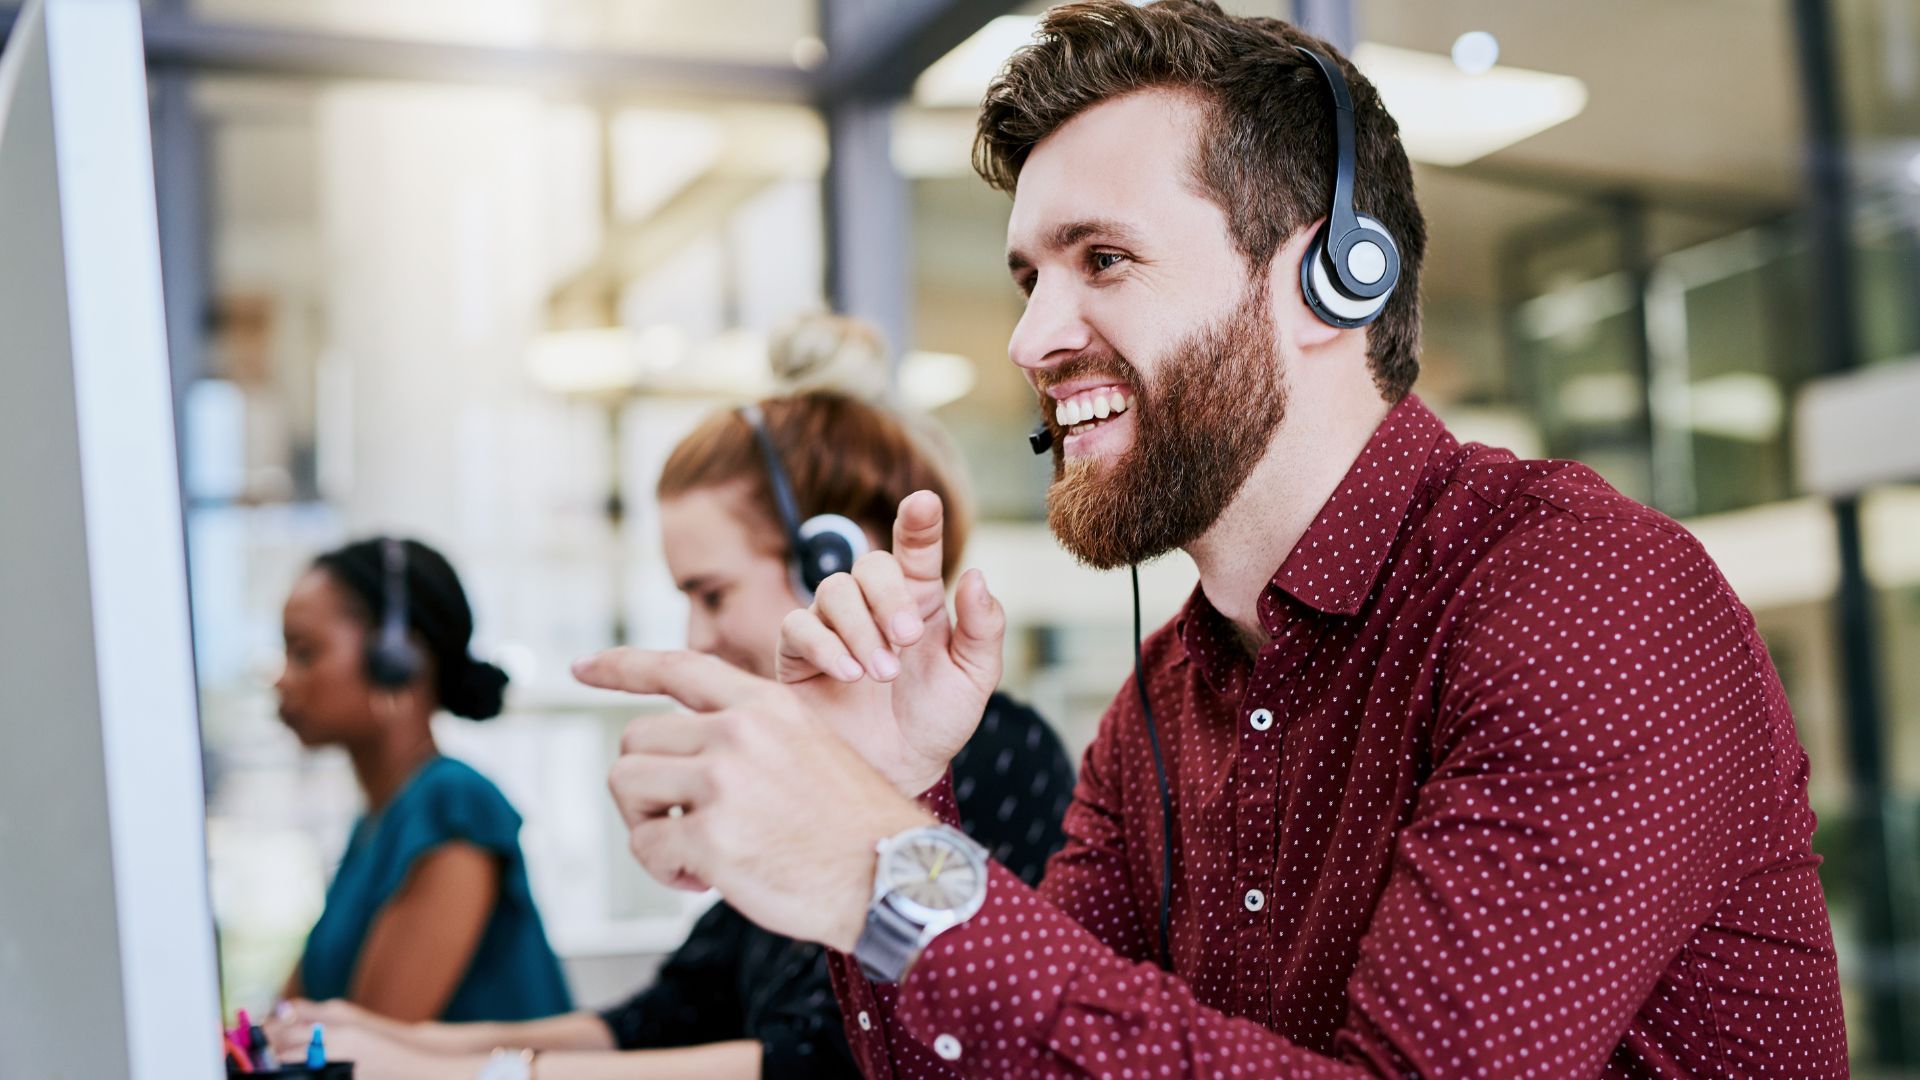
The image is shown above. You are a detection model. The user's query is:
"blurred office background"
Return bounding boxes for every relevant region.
[2,0,1915,1070]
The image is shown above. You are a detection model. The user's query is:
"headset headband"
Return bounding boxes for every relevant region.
[739,405,808,557]
[1294,48,1360,266]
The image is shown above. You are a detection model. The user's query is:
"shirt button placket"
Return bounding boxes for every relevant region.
[1234,690,1281,1025]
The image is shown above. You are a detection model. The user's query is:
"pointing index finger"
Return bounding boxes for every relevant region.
[891,490,946,586]
[572,648,765,712]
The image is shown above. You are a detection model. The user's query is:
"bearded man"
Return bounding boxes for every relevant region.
[576,3,1847,1076]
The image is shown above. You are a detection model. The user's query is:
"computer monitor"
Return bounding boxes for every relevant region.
[0,0,221,1076]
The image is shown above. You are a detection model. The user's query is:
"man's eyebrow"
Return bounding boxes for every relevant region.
[1007,218,1144,275]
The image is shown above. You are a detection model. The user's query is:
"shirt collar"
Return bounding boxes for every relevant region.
[1269,393,1452,617]
[1176,394,1454,688]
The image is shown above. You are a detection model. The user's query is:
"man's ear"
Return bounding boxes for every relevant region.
[1268,219,1341,350]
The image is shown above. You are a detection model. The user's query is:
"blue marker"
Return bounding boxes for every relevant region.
[306,1023,326,1070]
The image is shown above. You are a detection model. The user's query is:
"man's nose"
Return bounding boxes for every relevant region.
[1008,277,1093,375]
[685,611,719,656]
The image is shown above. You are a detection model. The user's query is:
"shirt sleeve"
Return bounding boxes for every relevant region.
[830,515,1818,1077]
[373,760,523,901]
[598,901,749,1051]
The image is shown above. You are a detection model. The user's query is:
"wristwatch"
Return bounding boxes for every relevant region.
[854,823,989,984]
[476,1048,536,1080]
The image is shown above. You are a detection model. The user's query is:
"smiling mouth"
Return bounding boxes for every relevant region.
[1052,384,1135,437]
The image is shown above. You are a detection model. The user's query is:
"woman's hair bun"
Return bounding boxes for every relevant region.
[768,314,891,403]
[439,658,509,721]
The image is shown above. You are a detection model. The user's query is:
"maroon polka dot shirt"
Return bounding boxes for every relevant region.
[830,394,1847,1078]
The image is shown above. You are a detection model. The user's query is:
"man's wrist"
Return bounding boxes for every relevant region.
[892,755,954,800]
[901,771,946,800]
[828,804,938,952]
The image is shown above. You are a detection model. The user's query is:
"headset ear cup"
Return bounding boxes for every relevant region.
[1300,220,1395,329]
[794,513,871,599]
[365,631,421,690]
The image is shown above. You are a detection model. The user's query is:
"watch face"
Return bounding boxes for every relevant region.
[881,831,983,913]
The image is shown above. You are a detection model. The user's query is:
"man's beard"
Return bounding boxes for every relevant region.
[1043,287,1287,570]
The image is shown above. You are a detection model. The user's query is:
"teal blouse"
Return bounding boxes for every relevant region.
[299,756,572,1021]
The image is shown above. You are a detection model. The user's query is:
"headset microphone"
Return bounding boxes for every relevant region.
[1028,422,1054,455]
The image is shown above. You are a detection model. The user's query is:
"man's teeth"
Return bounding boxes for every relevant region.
[1053,389,1132,429]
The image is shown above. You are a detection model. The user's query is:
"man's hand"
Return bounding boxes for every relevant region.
[577,649,933,952]
[775,490,1005,796]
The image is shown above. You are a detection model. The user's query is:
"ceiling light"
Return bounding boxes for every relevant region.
[525,328,643,396]
[791,36,827,71]
[914,15,1039,108]
[900,351,977,411]
[1353,43,1587,167]
[1450,31,1499,75]
[891,110,977,179]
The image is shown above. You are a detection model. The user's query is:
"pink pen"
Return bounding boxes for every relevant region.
[230,1008,251,1055]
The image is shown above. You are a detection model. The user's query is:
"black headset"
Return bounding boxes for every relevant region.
[1026,45,1397,457]
[739,405,870,602]
[1023,46,1395,970]
[1292,45,1401,329]
[365,537,423,689]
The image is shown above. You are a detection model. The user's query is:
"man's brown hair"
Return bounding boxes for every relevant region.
[657,391,969,583]
[975,0,1427,401]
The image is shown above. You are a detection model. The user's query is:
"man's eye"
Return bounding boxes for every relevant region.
[1090,251,1126,273]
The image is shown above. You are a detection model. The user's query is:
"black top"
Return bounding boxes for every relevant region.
[598,692,1075,1078]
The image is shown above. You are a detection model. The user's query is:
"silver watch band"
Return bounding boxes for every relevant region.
[856,899,925,983]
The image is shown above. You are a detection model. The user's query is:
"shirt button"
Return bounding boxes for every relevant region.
[1244,888,1266,912]
[857,1010,871,1031]
[1249,708,1274,732]
[934,1034,963,1061]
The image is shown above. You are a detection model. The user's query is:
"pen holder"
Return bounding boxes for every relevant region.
[228,1064,353,1079]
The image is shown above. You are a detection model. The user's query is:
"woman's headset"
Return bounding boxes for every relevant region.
[365,537,423,690]
[738,405,870,603]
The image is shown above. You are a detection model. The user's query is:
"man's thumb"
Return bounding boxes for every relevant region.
[949,568,1005,686]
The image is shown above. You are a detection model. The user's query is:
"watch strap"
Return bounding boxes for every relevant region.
[855,897,925,983]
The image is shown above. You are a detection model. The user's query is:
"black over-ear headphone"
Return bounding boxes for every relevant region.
[1294,45,1401,330]
[1027,45,1398,456]
[365,537,423,689]
[738,405,870,602]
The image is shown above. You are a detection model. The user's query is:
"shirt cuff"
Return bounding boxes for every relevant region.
[830,949,912,1077]
[889,861,1091,1070]
[918,769,961,826]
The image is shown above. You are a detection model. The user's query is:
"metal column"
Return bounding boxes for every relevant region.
[1789,0,1910,1065]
